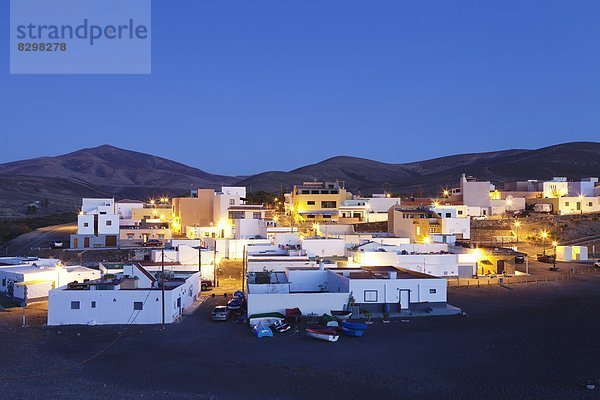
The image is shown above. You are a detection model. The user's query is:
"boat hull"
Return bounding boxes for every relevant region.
[306,328,340,342]
[342,321,369,331]
[342,327,365,337]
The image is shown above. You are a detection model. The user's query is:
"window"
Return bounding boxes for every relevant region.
[307,201,315,206]
[311,190,319,194]
[330,190,338,194]
[91,301,96,308]
[229,211,245,219]
[458,210,463,215]
[589,202,593,207]
[134,302,143,310]
[323,215,332,219]
[301,190,310,194]
[229,199,235,205]
[321,201,336,208]
[71,301,80,310]
[106,220,112,226]
[445,213,451,218]
[565,202,570,206]
[364,290,378,302]
[253,212,261,219]
[307,214,316,219]
[429,289,437,294]
[83,222,89,227]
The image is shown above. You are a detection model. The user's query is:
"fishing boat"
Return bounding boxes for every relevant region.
[306,327,340,342]
[273,320,291,333]
[248,312,285,327]
[252,322,273,338]
[342,327,365,337]
[330,310,352,321]
[227,296,244,310]
[319,313,339,327]
[342,321,368,331]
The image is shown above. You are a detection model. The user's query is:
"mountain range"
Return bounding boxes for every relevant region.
[0,142,598,217]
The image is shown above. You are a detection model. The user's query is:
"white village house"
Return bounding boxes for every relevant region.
[48,264,200,326]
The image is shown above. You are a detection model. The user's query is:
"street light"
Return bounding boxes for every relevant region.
[513,221,521,243]
[442,189,450,198]
[505,198,513,213]
[541,230,548,255]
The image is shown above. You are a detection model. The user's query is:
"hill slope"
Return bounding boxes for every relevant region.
[0,145,238,217]
[236,142,600,194]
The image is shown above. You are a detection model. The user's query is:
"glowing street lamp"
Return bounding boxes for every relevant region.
[541,230,549,255]
[442,189,450,198]
[513,220,521,242]
[423,236,432,244]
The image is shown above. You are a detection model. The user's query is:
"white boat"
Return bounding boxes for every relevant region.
[306,328,340,342]
[248,312,285,327]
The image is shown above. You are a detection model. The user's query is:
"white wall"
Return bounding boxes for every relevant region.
[351,251,475,277]
[48,273,199,326]
[349,278,447,304]
[234,219,267,239]
[274,233,301,247]
[247,292,349,316]
[247,259,316,272]
[440,218,471,239]
[77,215,95,235]
[302,239,346,257]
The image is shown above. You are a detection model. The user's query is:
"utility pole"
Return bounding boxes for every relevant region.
[213,246,218,287]
[198,242,202,274]
[161,248,165,329]
[242,245,247,293]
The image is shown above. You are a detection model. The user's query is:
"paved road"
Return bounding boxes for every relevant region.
[7,223,76,256]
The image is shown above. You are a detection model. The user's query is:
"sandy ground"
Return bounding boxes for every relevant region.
[1,275,600,399]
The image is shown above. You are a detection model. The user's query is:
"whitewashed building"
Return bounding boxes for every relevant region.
[0,264,100,302]
[246,266,454,317]
[48,264,200,326]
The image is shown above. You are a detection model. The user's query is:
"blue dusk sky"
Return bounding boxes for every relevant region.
[0,0,599,176]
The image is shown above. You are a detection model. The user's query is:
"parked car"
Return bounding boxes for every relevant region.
[141,239,163,247]
[513,210,530,218]
[515,255,525,264]
[201,279,213,291]
[593,260,600,269]
[51,241,64,249]
[537,254,555,263]
[211,306,230,321]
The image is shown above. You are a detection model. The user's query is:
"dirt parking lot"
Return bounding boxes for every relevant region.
[1,275,600,400]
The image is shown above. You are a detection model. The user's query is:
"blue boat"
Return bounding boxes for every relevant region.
[342,321,368,331]
[342,327,365,337]
[252,322,273,338]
